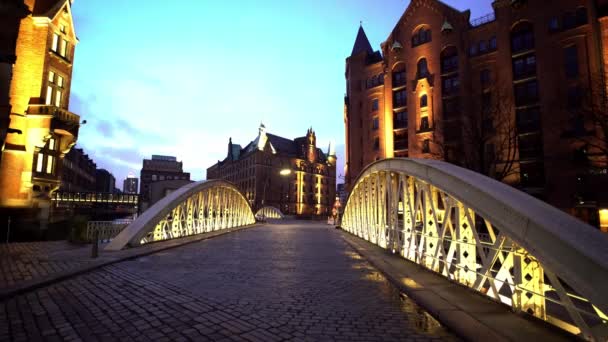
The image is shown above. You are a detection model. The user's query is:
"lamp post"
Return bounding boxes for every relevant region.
[260,168,291,220]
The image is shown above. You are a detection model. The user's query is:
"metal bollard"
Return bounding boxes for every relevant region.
[91,229,99,258]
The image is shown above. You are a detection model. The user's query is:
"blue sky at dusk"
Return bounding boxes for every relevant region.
[68,0,492,186]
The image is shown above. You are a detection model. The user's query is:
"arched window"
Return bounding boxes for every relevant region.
[440,46,458,74]
[420,95,428,108]
[511,22,534,53]
[412,26,432,47]
[417,58,429,78]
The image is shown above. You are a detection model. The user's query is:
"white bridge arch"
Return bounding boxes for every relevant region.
[341,158,608,341]
[106,180,255,251]
[255,206,285,219]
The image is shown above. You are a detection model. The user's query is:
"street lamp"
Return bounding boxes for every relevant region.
[260,168,292,220]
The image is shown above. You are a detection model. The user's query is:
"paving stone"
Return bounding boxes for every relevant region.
[0,222,458,341]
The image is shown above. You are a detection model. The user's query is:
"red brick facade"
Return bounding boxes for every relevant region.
[345,0,608,226]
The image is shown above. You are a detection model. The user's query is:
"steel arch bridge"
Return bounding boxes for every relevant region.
[106,180,255,251]
[341,158,608,341]
[255,206,285,219]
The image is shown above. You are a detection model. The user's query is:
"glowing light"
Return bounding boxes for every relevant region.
[279,169,291,176]
[600,209,608,233]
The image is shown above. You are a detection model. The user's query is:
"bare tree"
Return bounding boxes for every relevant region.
[562,73,608,171]
[432,85,519,182]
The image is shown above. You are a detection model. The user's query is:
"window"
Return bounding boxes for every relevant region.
[480,69,491,86]
[420,116,430,131]
[46,71,64,107]
[373,137,380,151]
[469,44,478,56]
[549,17,559,32]
[394,111,407,129]
[511,22,535,53]
[479,40,488,53]
[393,69,406,87]
[576,7,588,26]
[442,75,459,95]
[482,92,492,115]
[417,58,429,78]
[394,131,408,150]
[512,54,536,80]
[443,98,459,120]
[412,27,432,47]
[489,36,497,50]
[34,138,58,175]
[564,45,579,79]
[519,133,544,160]
[371,98,379,111]
[60,24,66,33]
[420,95,428,108]
[422,139,430,153]
[563,12,576,30]
[514,80,539,106]
[441,47,458,74]
[372,117,379,130]
[51,33,59,52]
[393,89,407,108]
[60,39,68,58]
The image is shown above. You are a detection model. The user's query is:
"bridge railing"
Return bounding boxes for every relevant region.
[86,219,133,242]
[52,191,139,204]
[105,180,255,250]
[342,158,608,341]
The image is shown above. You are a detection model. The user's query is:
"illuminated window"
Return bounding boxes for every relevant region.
[60,39,68,57]
[46,156,54,174]
[52,33,59,52]
[36,153,44,173]
[47,72,65,107]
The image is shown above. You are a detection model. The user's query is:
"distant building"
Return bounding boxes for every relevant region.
[0,0,82,223]
[207,124,337,217]
[148,179,193,208]
[95,169,115,193]
[337,183,348,207]
[60,147,96,192]
[344,0,608,227]
[122,175,138,194]
[140,155,190,212]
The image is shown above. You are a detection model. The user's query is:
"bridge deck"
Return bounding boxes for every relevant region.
[0,221,457,341]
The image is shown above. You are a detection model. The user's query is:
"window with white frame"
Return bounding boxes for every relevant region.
[46,71,64,107]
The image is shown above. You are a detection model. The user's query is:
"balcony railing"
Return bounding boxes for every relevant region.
[470,12,496,28]
[27,104,80,124]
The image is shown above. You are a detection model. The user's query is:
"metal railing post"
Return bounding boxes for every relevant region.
[91,229,99,258]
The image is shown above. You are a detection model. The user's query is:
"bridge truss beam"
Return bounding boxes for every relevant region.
[342,159,608,341]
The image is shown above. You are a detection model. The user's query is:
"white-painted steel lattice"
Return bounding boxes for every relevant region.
[106,180,255,250]
[255,206,285,219]
[342,159,608,341]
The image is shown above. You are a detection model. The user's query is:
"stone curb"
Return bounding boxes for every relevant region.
[0,224,260,301]
[339,230,573,342]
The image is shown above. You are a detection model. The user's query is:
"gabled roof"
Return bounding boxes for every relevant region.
[351,25,374,57]
[267,133,298,156]
[31,0,64,17]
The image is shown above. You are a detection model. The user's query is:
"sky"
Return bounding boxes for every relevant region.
[68,0,493,188]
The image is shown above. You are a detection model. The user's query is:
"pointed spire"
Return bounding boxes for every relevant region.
[351,24,374,57]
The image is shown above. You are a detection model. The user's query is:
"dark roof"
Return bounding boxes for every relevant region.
[31,0,65,17]
[351,25,374,57]
[267,133,298,156]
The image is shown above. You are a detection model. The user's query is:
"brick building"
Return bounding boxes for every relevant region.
[140,155,190,212]
[60,147,95,192]
[0,0,30,165]
[345,0,608,227]
[0,0,82,227]
[207,124,337,217]
[95,169,115,193]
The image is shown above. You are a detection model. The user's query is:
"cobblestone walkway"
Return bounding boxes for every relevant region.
[0,241,93,289]
[1,222,458,341]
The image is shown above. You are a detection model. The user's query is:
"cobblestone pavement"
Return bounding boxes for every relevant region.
[0,222,458,341]
[0,241,93,289]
